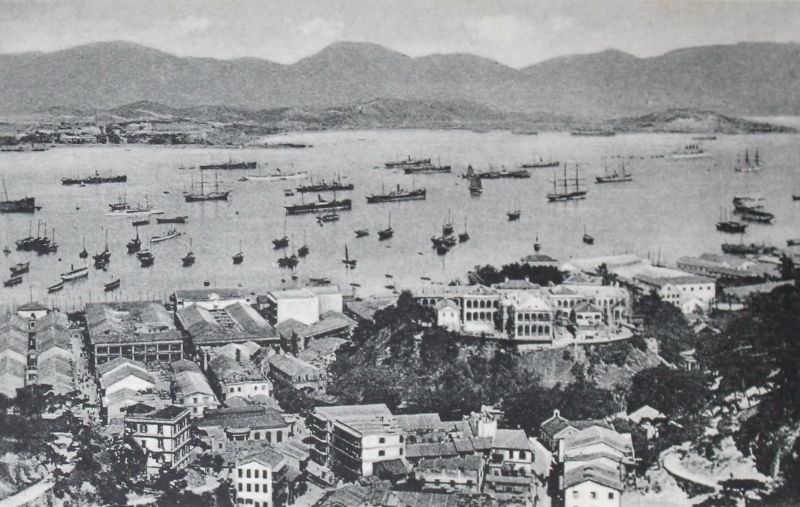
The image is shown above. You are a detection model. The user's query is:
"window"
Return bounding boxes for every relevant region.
[254,469,259,479]
[238,469,242,478]
[378,450,385,456]
[572,491,579,499]
[379,437,385,444]
[399,448,403,455]
[591,491,597,499]
[276,431,283,442]
[237,483,242,492]
[253,432,260,440]
[246,469,251,478]
[254,484,259,492]
[608,492,615,499]
[246,484,251,492]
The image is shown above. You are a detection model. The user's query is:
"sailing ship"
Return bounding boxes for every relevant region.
[468,167,483,196]
[93,230,111,268]
[296,174,354,193]
[0,178,37,213]
[365,184,426,204]
[184,172,230,202]
[61,170,127,186]
[378,213,394,240]
[342,245,357,268]
[151,228,182,243]
[277,248,299,269]
[107,198,161,217]
[199,160,257,170]
[734,149,762,173]
[104,278,121,292]
[285,195,352,215]
[595,162,633,183]
[547,164,588,202]
[534,235,542,252]
[34,226,58,255]
[442,210,454,236]
[61,265,89,281]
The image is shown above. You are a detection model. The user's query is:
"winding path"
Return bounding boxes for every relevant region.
[0,480,53,507]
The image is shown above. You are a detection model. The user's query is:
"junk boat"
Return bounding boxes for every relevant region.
[232,241,244,265]
[459,218,470,243]
[137,249,155,267]
[582,226,595,245]
[127,230,142,254]
[377,214,394,241]
[9,261,29,276]
[366,184,426,204]
[317,213,340,223]
[547,164,588,202]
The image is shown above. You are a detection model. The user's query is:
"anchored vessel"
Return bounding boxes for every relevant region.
[285,195,352,215]
[185,172,230,202]
[366,184,426,204]
[1,178,37,213]
[595,162,633,183]
[734,149,762,173]
[61,170,127,186]
[296,175,354,193]
[151,228,182,243]
[547,164,588,202]
[61,265,89,282]
[384,156,432,169]
[199,160,257,170]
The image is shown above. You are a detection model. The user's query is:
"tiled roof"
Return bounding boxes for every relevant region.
[36,327,71,353]
[434,298,459,310]
[268,354,319,379]
[171,359,202,373]
[177,302,276,345]
[209,354,265,383]
[574,301,602,313]
[96,357,148,376]
[492,429,532,451]
[634,274,715,287]
[295,316,353,339]
[199,406,288,430]
[416,455,482,472]
[540,411,572,438]
[238,447,285,469]
[299,337,347,361]
[174,288,246,302]
[125,404,188,421]
[174,370,215,397]
[562,464,623,491]
[0,355,25,378]
[405,442,458,460]
[395,413,443,433]
[100,365,156,389]
[562,426,634,455]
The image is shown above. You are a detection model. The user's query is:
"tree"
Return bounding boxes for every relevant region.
[634,293,695,364]
[628,366,710,418]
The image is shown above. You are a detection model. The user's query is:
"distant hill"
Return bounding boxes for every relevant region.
[1,41,799,118]
[46,99,792,134]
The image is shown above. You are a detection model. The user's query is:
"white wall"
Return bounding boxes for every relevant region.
[564,481,621,507]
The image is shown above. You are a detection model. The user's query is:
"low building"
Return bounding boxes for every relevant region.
[260,287,342,326]
[124,404,192,477]
[278,312,355,354]
[267,354,324,392]
[309,404,406,480]
[344,296,397,324]
[435,299,461,332]
[172,288,251,310]
[176,302,278,348]
[677,253,775,281]
[562,464,623,507]
[86,302,184,366]
[198,406,291,445]
[520,254,560,268]
[490,429,534,475]
[171,360,218,418]
[632,274,716,314]
[539,410,613,452]
[297,337,347,374]
[414,455,484,493]
[209,354,272,401]
[573,302,603,328]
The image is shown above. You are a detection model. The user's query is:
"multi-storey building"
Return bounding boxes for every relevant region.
[124,404,191,477]
[176,301,278,348]
[309,404,406,480]
[498,292,555,344]
[86,302,184,366]
[234,448,288,507]
[259,286,343,327]
[209,354,273,401]
[171,359,218,418]
[414,455,483,493]
[197,406,291,445]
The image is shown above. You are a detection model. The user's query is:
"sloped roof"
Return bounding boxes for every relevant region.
[268,354,319,378]
[299,337,347,360]
[405,442,458,460]
[492,429,532,451]
[562,464,623,491]
[627,405,666,423]
[417,455,483,472]
[395,413,443,433]
[434,298,459,311]
[174,288,245,302]
[36,327,71,353]
[171,359,202,374]
[574,301,602,314]
[540,411,572,438]
[18,301,48,312]
[96,356,148,376]
[177,302,276,345]
[276,318,308,340]
[562,426,634,455]
[238,447,285,469]
[100,365,156,389]
[174,370,215,397]
[199,406,288,430]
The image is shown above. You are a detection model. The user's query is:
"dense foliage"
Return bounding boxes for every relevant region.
[627,365,711,418]
[633,293,696,364]
[469,264,565,286]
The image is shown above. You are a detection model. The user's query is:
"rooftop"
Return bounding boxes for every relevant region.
[417,454,483,472]
[562,426,634,455]
[97,356,148,377]
[238,447,285,469]
[86,302,181,345]
[268,288,318,301]
[174,288,246,302]
[492,429,532,451]
[268,354,320,379]
[100,365,156,389]
[209,354,266,383]
[126,404,189,421]
[562,464,623,491]
[177,302,277,345]
[634,274,715,287]
[174,370,215,397]
[199,406,288,430]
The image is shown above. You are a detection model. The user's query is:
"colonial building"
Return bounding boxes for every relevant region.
[209,354,273,401]
[267,354,324,392]
[86,302,184,366]
[414,455,484,493]
[632,274,716,314]
[171,359,219,418]
[234,448,288,507]
[259,286,343,326]
[197,406,292,445]
[176,301,278,348]
[124,404,192,477]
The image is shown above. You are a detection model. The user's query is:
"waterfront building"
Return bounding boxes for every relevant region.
[176,301,279,348]
[309,404,406,480]
[86,302,184,366]
[197,406,291,445]
[343,296,398,324]
[277,312,355,354]
[632,274,716,314]
[124,404,192,477]
[677,253,776,281]
[520,254,560,268]
[497,291,555,344]
[172,288,252,310]
[258,286,343,326]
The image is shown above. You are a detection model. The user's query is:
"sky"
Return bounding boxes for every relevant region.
[1,0,799,68]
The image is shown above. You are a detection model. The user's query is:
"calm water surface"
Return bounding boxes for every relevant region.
[1,129,799,308]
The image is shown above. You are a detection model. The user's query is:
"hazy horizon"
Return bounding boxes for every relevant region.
[1,0,799,68]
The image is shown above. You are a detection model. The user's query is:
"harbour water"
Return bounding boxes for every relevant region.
[1,128,799,308]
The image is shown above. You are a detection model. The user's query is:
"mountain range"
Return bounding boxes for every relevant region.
[0,40,798,118]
